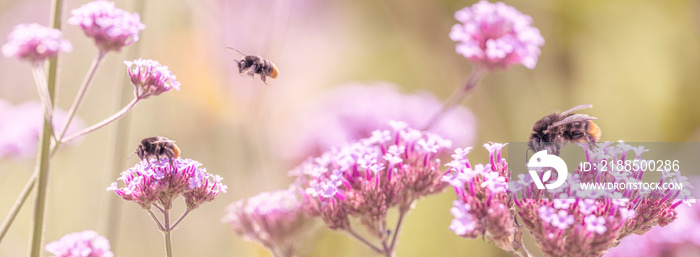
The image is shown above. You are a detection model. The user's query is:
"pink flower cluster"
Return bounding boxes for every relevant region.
[449,1,544,69]
[68,0,145,52]
[124,59,181,99]
[442,143,516,251]
[605,179,700,257]
[2,23,72,63]
[45,230,112,257]
[222,188,310,256]
[108,158,227,209]
[293,121,451,231]
[0,99,84,161]
[514,142,685,256]
[445,142,688,257]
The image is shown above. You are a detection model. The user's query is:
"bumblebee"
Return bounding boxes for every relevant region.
[528,104,601,155]
[226,47,279,85]
[129,136,181,166]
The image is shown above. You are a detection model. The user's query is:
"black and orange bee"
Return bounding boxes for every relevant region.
[129,136,181,166]
[226,47,279,85]
[528,104,601,155]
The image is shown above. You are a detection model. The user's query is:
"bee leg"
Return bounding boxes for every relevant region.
[155,144,165,163]
[168,157,174,168]
[261,75,270,86]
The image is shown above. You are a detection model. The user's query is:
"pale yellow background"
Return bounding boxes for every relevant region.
[1,0,699,256]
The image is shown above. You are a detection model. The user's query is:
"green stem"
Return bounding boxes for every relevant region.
[163,205,172,257]
[56,50,106,142]
[59,97,140,145]
[30,64,53,132]
[422,65,486,130]
[346,226,383,254]
[164,231,172,257]
[28,0,62,255]
[0,65,52,244]
[0,172,37,243]
[387,209,407,254]
[146,209,166,232]
[28,81,54,257]
[168,208,191,231]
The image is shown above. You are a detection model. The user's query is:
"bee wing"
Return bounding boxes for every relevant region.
[225,47,247,60]
[551,114,598,127]
[560,104,593,116]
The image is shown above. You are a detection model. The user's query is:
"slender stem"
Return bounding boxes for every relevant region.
[388,209,407,251]
[146,209,166,232]
[0,172,37,243]
[30,64,53,132]
[163,231,173,257]
[168,208,191,231]
[153,203,165,213]
[28,49,56,257]
[60,97,140,145]
[163,204,173,257]
[56,51,106,142]
[346,226,383,254]
[422,66,486,130]
[28,0,63,254]
[27,85,52,257]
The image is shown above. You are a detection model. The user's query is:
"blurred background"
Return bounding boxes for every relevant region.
[1,0,700,256]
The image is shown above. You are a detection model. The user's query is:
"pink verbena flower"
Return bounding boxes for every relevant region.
[2,23,72,63]
[45,230,112,257]
[107,158,226,209]
[605,179,700,257]
[280,82,476,162]
[293,121,451,232]
[442,143,516,251]
[449,200,477,236]
[512,142,686,257]
[124,59,181,99]
[68,0,145,52]
[0,99,84,161]
[449,1,544,69]
[222,187,311,256]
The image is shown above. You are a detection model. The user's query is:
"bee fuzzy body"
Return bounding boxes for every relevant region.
[133,136,181,166]
[528,104,601,155]
[227,47,279,85]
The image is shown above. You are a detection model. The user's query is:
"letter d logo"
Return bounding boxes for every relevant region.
[527,150,568,190]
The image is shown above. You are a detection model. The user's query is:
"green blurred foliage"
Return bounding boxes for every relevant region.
[1,0,699,256]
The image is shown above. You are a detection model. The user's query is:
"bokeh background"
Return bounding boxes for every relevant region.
[1,0,700,256]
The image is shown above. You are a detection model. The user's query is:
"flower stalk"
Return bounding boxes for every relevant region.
[28,0,63,255]
[293,121,451,256]
[109,158,226,256]
[59,97,140,145]
[423,65,485,130]
[0,172,37,242]
[56,50,106,142]
[30,64,53,127]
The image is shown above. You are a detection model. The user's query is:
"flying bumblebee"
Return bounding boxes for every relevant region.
[528,104,601,155]
[226,47,279,85]
[129,136,181,166]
